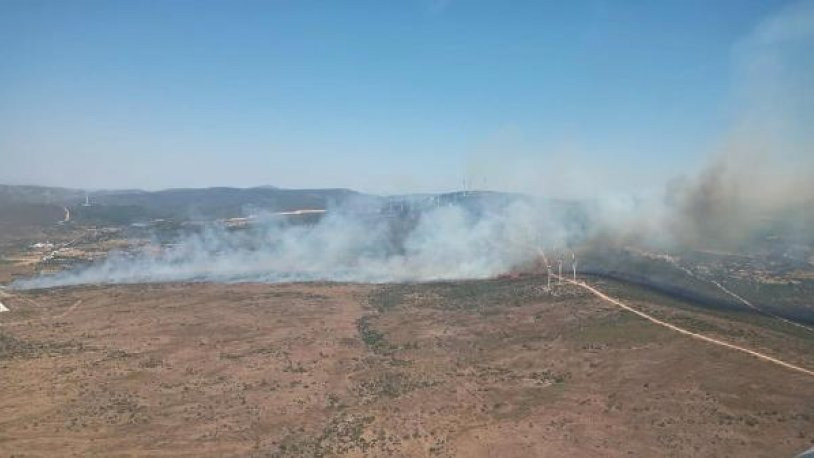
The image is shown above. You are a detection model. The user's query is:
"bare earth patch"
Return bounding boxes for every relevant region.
[1,276,812,456]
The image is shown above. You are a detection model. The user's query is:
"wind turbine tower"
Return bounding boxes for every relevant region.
[537,246,552,291]
[572,251,577,281]
[546,264,552,290]
[557,258,563,285]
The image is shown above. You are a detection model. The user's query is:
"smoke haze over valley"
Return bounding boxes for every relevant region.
[3,2,814,456]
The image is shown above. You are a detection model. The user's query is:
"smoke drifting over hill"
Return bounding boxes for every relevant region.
[665,0,814,249]
[10,1,814,289]
[13,198,580,289]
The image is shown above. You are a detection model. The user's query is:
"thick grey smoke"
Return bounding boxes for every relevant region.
[11,2,814,289]
[13,198,580,289]
[662,0,814,249]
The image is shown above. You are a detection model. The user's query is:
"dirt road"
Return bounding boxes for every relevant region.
[0,287,10,312]
[2,279,813,456]
[562,275,814,377]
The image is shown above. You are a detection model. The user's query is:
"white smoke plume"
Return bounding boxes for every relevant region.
[12,198,580,289]
[663,0,814,249]
[10,1,814,289]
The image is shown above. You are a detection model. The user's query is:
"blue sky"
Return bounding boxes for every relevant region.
[0,0,801,195]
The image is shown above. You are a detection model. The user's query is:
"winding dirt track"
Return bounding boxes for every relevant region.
[0,288,11,312]
[660,254,814,333]
[561,276,814,378]
[0,295,82,328]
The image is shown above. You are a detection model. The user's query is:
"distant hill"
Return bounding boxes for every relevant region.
[0,184,537,226]
[0,184,376,225]
[0,185,86,206]
[86,186,368,221]
[0,202,67,236]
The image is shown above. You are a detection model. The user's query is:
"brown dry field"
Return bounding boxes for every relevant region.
[2,273,814,457]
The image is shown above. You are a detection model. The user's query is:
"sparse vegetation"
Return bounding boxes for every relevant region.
[2,272,813,456]
[272,414,376,457]
[0,331,86,360]
[357,316,393,354]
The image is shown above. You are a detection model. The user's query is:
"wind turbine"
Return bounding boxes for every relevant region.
[547,264,552,290]
[571,250,577,281]
[557,256,563,286]
[535,246,552,291]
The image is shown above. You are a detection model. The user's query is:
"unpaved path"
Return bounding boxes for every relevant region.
[0,288,10,312]
[660,253,814,333]
[0,296,82,327]
[560,275,814,377]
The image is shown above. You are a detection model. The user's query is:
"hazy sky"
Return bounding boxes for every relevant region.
[0,0,800,195]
